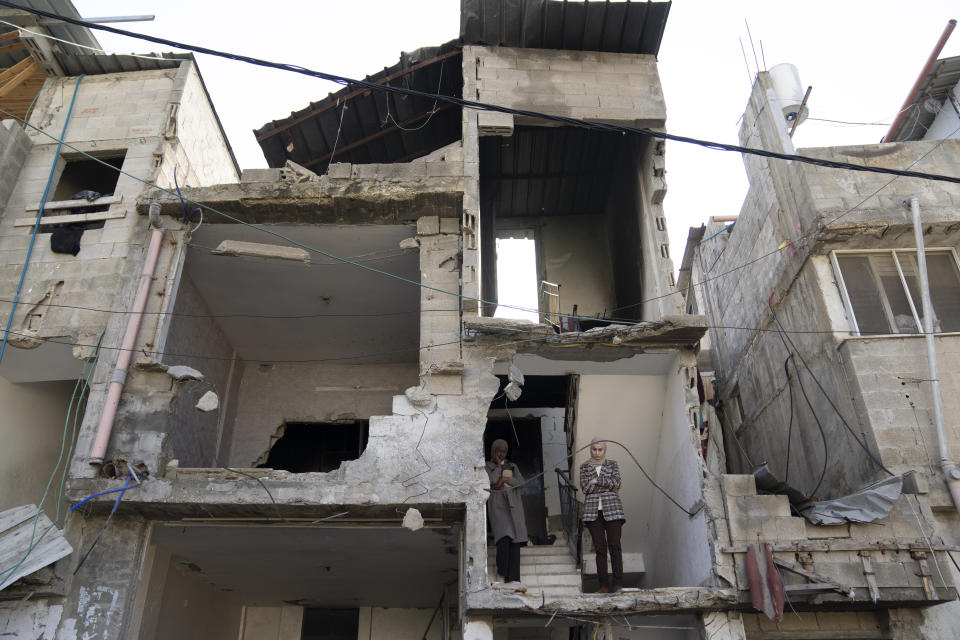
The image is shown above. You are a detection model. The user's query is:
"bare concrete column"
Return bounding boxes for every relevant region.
[698,611,747,640]
[463,615,494,640]
[418,216,461,373]
[886,609,927,640]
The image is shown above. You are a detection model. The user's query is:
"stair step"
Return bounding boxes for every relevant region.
[541,586,581,597]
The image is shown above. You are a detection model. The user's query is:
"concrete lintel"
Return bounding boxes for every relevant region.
[211,239,310,263]
[466,586,737,615]
[136,179,463,225]
[464,315,709,353]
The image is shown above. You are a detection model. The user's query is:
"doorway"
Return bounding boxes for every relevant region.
[484,418,547,540]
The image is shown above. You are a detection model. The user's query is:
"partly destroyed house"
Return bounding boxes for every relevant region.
[680,48,960,639]
[1,1,958,639]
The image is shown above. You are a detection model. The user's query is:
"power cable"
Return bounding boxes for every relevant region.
[767,294,895,477]
[0,105,635,328]
[783,354,795,485]
[791,353,829,498]
[3,1,960,185]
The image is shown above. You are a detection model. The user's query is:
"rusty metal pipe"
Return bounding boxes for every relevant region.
[89,223,164,465]
[884,19,957,142]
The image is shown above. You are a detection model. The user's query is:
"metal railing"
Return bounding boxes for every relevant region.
[556,468,583,568]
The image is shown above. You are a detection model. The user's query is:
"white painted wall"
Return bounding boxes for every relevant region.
[0,377,74,512]
[148,554,244,640]
[357,607,444,640]
[240,605,302,640]
[540,411,567,519]
[645,358,712,588]
[574,375,668,557]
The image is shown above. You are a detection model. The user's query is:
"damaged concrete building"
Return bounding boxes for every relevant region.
[1,0,957,639]
[679,46,960,640]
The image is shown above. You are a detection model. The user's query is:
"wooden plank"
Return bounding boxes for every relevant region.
[0,56,33,85]
[0,504,73,591]
[0,29,20,44]
[0,41,25,56]
[0,59,37,99]
[14,209,127,227]
[26,194,123,212]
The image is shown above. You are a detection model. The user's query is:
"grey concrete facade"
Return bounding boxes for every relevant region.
[683,70,960,639]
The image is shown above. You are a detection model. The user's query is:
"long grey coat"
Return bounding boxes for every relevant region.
[486,460,528,543]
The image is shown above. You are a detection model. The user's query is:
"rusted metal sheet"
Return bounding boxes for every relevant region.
[745,543,784,623]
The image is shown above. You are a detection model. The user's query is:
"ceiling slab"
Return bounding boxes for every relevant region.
[151,523,459,608]
[183,224,420,364]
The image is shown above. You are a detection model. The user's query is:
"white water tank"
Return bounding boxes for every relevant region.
[769,63,808,127]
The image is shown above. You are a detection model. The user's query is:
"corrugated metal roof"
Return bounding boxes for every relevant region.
[887,54,960,142]
[481,125,625,217]
[0,0,100,68]
[461,0,671,56]
[52,51,184,75]
[255,41,463,171]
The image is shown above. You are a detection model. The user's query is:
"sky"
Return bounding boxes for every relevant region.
[70,0,960,293]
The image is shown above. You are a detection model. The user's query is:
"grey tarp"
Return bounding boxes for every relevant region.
[800,476,904,526]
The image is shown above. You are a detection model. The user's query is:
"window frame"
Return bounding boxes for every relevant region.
[830,247,960,336]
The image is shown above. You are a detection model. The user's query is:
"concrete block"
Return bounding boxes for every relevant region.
[439,217,460,234]
[721,474,757,497]
[417,216,440,236]
[804,521,849,539]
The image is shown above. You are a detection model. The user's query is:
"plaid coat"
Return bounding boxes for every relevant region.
[580,460,625,522]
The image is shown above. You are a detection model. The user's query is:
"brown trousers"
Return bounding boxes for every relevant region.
[585,511,623,588]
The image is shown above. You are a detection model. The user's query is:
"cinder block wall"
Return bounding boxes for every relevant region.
[470,45,666,126]
[0,119,31,217]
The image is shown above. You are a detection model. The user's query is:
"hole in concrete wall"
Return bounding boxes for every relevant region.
[494,235,539,322]
[53,152,126,201]
[302,608,359,640]
[258,421,369,473]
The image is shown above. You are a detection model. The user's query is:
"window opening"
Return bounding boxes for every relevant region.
[52,153,125,202]
[494,234,539,322]
[301,608,359,640]
[834,250,960,335]
[258,421,368,473]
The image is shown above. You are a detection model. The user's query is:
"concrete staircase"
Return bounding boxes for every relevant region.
[487,535,581,598]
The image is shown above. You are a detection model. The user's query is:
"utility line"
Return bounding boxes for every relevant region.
[0,105,634,328]
[2,1,960,185]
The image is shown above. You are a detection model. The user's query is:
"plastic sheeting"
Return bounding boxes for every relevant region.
[800,475,904,526]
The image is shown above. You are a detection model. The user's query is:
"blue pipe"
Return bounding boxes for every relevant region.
[699,222,735,244]
[0,75,85,364]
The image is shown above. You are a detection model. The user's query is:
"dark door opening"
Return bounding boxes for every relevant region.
[484,419,547,540]
[301,608,358,640]
[259,421,369,473]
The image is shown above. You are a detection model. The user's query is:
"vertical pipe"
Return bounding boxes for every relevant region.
[908,196,960,514]
[89,225,165,464]
[884,20,957,142]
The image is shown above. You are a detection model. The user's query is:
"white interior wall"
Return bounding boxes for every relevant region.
[357,607,444,640]
[644,359,712,587]
[537,215,616,317]
[574,375,668,557]
[240,606,302,640]
[0,377,75,512]
[226,362,418,467]
[149,554,243,640]
[541,411,567,520]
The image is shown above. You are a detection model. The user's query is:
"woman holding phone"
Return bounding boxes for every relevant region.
[486,438,527,591]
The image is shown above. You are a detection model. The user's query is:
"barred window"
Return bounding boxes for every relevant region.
[832,250,960,335]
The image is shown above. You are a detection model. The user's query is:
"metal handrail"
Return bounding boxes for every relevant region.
[555,468,583,568]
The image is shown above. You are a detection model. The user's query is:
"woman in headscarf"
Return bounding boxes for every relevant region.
[486,438,528,590]
[580,437,624,593]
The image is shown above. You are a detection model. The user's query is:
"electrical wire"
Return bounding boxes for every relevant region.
[3,1,960,186]
[791,353,829,498]
[0,105,633,328]
[0,74,83,365]
[767,294,895,477]
[0,329,105,587]
[782,354,795,485]
[0,17,188,63]
[73,468,140,575]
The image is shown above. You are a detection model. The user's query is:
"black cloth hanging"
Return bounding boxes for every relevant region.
[50,226,84,255]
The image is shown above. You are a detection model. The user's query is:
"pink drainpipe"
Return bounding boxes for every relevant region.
[89,225,165,465]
